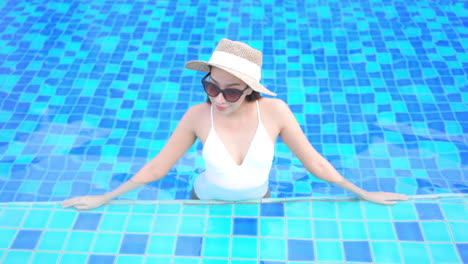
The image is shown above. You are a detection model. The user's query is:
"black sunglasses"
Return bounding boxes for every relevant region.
[201,73,249,102]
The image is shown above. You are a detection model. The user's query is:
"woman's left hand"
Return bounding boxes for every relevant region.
[360,192,409,205]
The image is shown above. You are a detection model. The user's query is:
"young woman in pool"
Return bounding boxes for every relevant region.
[62,39,408,210]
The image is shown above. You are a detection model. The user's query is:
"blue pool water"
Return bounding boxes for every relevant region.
[0,0,467,263]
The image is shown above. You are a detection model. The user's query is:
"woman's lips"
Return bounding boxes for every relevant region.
[215,105,228,111]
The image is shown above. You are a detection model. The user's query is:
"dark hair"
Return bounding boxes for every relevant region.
[205,91,262,103]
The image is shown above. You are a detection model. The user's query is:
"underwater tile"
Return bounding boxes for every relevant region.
[206,217,232,235]
[64,231,95,252]
[415,203,444,220]
[0,229,17,248]
[152,215,180,234]
[231,237,258,259]
[147,235,176,256]
[285,202,312,217]
[88,255,115,264]
[21,209,52,229]
[287,219,312,239]
[259,238,286,260]
[233,217,258,236]
[400,242,431,264]
[371,241,401,263]
[202,236,230,258]
[394,222,424,241]
[428,243,461,264]
[2,250,33,264]
[260,203,284,217]
[58,253,88,264]
[116,255,145,264]
[0,209,27,227]
[343,241,372,263]
[30,252,60,264]
[340,221,368,240]
[126,214,154,233]
[92,233,122,254]
[315,240,344,262]
[178,216,206,235]
[448,222,468,242]
[37,230,68,251]
[456,244,468,264]
[367,221,397,240]
[337,201,363,219]
[11,230,42,250]
[48,210,77,229]
[73,212,102,230]
[120,234,149,255]
[314,220,340,239]
[287,239,314,261]
[420,222,452,242]
[98,213,128,232]
[175,236,202,257]
[311,201,337,219]
[234,203,259,217]
[260,218,286,237]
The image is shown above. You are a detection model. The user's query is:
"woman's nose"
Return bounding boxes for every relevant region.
[214,92,226,104]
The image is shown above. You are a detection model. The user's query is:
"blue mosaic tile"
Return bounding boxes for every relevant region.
[260,203,284,217]
[11,230,42,250]
[72,212,102,231]
[343,241,372,263]
[232,216,259,236]
[119,234,148,255]
[394,222,424,241]
[287,239,314,261]
[88,255,115,264]
[175,236,203,257]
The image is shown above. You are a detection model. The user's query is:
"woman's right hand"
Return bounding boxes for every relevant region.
[61,195,110,210]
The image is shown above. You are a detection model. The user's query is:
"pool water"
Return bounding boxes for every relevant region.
[0,0,467,263]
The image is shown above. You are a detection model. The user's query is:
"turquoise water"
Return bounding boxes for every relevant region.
[0,0,467,263]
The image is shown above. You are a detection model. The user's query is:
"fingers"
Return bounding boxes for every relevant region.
[61,197,82,208]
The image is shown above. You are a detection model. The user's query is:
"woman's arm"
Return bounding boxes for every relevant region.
[62,105,200,209]
[274,100,408,205]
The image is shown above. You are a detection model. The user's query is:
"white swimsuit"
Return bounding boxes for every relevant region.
[194,100,275,200]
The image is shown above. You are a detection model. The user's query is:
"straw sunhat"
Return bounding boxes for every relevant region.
[185,38,276,96]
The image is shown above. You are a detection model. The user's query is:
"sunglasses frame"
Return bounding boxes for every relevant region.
[201,73,249,103]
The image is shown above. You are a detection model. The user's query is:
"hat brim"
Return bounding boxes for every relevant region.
[185,60,277,96]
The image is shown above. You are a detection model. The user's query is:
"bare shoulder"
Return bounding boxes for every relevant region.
[258,97,292,118]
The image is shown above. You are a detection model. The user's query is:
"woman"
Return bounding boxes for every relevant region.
[62,39,408,210]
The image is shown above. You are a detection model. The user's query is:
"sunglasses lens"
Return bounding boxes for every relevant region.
[224,89,243,102]
[203,81,220,97]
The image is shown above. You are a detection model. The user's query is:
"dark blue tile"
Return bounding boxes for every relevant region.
[288,239,314,261]
[88,255,115,264]
[73,213,102,231]
[456,244,468,264]
[343,241,372,262]
[233,218,258,236]
[394,222,424,241]
[415,203,444,220]
[119,234,148,254]
[175,236,202,256]
[261,203,284,217]
[11,230,42,249]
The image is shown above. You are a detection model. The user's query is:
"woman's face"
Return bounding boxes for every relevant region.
[206,67,252,114]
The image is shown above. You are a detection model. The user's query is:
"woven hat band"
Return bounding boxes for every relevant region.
[209,51,262,81]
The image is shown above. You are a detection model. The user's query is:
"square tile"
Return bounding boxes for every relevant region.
[259,238,286,260]
[206,217,231,235]
[371,241,401,263]
[428,243,461,264]
[126,214,154,233]
[120,234,148,255]
[98,213,128,232]
[287,219,312,238]
[30,252,59,264]
[202,237,230,258]
[233,217,258,236]
[88,255,115,264]
[420,222,451,242]
[400,242,431,264]
[340,221,368,240]
[0,229,17,248]
[92,233,122,254]
[343,241,372,262]
[261,203,284,217]
[65,231,95,252]
[231,237,258,259]
[73,212,102,230]
[260,218,285,237]
[175,236,202,257]
[394,222,424,241]
[314,220,340,239]
[11,230,42,250]
[415,203,444,220]
[147,235,176,255]
[367,221,397,240]
[178,216,206,235]
[287,239,314,261]
[315,240,343,262]
[37,231,68,251]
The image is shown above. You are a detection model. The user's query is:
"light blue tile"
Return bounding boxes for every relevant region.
[206,217,232,236]
[173,257,200,264]
[420,222,451,242]
[442,204,468,221]
[64,231,95,252]
[131,204,157,214]
[48,211,77,229]
[314,220,340,239]
[182,204,208,215]
[59,253,87,264]
[92,233,122,254]
[363,202,391,220]
[400,242,431,264]
[202,237,230,258]
[147,235,176,256]
[287,219,312,239]
[0,229,17,248]
[315,240,344,262]
[234,204,259,217]
[285,202,312,217]
[0,209,27,227]
[30,252,60,264]
[311,202,337,219]
[37,231,69,251]
[231,237,258,259]
[126,214,155,233]
[153,215,179,234]
[178,216,206,235]
[367,221,397,240]
[22,209,52,229]
[3,251,32,264]
[260,218,285,237]
[429,243,461,264]
[449,222,468,242]
[208,204,233,216]
[143,256,172,264]
[98,213,128,232]
[390,203,418,220]
[341,221,368,240]
[116,255,144,264]
[372,241,401,263]
[157,204,181,214]
[337,202,363,219]
[259,238,286,260]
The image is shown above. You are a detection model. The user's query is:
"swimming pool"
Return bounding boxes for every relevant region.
[0,0,467,263]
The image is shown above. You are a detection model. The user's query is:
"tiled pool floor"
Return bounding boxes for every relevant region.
[0,195,467,264]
